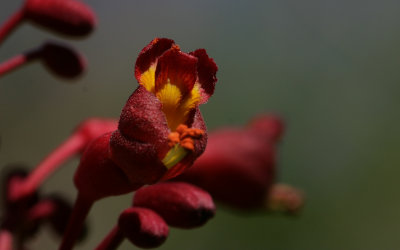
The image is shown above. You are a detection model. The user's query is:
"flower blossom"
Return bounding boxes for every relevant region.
[109,38,218,185]
[61,38,217,250]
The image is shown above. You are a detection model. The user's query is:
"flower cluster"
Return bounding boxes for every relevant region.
[0,1,304,249]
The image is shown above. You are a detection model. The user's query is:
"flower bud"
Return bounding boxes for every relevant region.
[24,0,96,37]
[40,41,86,79]
[118,207,169,249]
[133,182,215,228]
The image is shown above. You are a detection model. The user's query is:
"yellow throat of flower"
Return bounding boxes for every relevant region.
[139,64,201,132]
[139,65,203,169]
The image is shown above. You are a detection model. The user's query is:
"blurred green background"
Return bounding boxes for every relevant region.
[2,0,400,249]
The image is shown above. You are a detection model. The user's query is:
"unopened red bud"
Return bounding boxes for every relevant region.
[133,182,215,228]
[0,41,86,80]
[39,41,86,79]
[24,0,96,37]
[248,114,285,143]
[118,207,169,249]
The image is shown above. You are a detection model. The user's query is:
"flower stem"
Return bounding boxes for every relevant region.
[95,226,124,250]
[9,133,85,201]
[0,54,29,77]
[59,193,93,250]
[0,230,13,250]
[0,9,24,45]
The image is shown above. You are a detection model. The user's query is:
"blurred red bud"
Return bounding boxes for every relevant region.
[118,207,169,249]
[24,0,96,37]
[40,42,86,79]
[133,182,215,228]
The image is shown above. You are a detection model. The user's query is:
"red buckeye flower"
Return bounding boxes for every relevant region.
[109,38,218,185]
[61,38,218,250]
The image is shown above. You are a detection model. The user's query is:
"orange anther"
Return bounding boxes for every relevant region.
[176,124,188,134]
[180,137,195,151]
[167,132,180,147]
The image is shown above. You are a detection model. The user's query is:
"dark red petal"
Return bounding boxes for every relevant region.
[175,129,276,209]
[24,0,96,37]
[189,49,218,103]
[118,86,169,148]
[118,207,169,249]
[155,48,198,97]
[74,132,139,201]
[134,38,175,82]
[110,130,167,186]
[133,182,215,229]
[40,41,86,79]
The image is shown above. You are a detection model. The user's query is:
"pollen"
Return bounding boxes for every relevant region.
[163,124,205,169]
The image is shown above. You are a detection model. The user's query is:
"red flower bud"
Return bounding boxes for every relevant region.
[118,207,169,249]
[24,0,96,37]
[40,42,87,79]
[0,0,96,44]
[133,182,215,228]
[0,41,86,80]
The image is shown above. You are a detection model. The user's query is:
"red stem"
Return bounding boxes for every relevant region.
[59,193,93,250]
[0,54,29,77]
[95,226,125,250]
[10,133,85,201]
[0,9,24,45]
[0,230,13,250]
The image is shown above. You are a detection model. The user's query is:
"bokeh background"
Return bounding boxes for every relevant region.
[2,0,400,249]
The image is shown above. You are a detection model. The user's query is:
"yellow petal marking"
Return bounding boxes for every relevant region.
[139,65,156,93]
